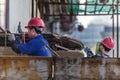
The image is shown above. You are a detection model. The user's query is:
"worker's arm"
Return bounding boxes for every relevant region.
[84,47,94,57]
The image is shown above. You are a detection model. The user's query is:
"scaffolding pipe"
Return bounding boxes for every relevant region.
[112,0,115,58]
[31,0,34,17]
[116,0,119,58]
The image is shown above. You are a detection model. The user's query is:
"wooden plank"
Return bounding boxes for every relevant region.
[54,57,120,80]
[0,56,52,80]
[0,47,16,55]
[56,50,85,57]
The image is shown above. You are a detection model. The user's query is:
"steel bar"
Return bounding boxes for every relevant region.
[108,0,115,15]
[108,6,113,15]
[84,0,88,15]
[94,0,98,14]
[36,0,38,17]
[99,4,105,13]
[44,14,116,16]
[31,0,34,17]
[44,2,119,6]
[112,0,115,58]
[58,0,62,14]
[116,0,119,58]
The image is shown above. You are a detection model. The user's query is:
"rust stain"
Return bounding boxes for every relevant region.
[55,58,120,80]
[0,56,52,80]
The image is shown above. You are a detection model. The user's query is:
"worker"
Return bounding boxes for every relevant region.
[93,37,114,58]
[84,37,114,58]
[9,17,52,57]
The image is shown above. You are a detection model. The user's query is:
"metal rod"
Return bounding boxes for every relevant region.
[44,13,117,16]
[84,0,87,15]
[55,44,71,51]
[42,0,45,15]
[52,0,55,18]
[112,15,115,58]
[112,13,115,58]
[116,0,119,58]
[99,4,105,13]
[108,6,112,15]
[108,0,115,15]
[94,0,98,14]
[64,0,68,15]
[43,0,45,15]
[36,0,38,17]
[5,0,9,31]
[43,13,120,16]
[71,0,73,15]
[44,2,120,6]
[4,0,7,55]
[58,0,62,14]
[31,0,34,17]
[40,0,44,19]
[112,0,115,58]
[77,0,80,15]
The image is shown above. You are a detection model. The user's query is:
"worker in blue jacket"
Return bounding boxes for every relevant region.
[9,17,52,57]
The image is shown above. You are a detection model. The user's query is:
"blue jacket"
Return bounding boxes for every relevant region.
[18,34,52,57]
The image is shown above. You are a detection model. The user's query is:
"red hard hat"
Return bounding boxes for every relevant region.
[25,17,45,28]
[101,37,114,49]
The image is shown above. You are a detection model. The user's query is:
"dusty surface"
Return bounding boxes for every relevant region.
[0,56,52,80]
[54,57,120,80]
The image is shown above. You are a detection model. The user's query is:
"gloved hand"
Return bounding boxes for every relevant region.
[8,33,16,42]
[84,47,94,57]
[8,34,22,53]
[8,34,22,44]
[14,36,22,44]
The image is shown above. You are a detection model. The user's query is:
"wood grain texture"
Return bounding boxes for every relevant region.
[0,56,52,80]
[54,57,120,80]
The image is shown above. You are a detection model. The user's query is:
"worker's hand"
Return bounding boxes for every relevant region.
[84,47,94,57]
[9,36,22,54]
[15,36,22,44]
[8,33,16,42]
[8,34,22,44]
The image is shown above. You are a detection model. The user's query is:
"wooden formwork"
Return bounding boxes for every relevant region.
[0,56,120,80]
[56,50,85,57]
[0,56,52,80]
[54,57,120,80]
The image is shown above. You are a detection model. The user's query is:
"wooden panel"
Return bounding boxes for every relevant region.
[54,57,120,80]
[0,47,16,55]
[56,50,86,57]
[0,56,52,80]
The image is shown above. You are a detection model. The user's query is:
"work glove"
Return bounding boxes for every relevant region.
[14,36,22,44]
[8,34,22,53]
[8,34,22,44]
[84,47,94,57]
[8,33,16,42]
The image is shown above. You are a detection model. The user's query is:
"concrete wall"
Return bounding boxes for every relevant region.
[9,0,31,33]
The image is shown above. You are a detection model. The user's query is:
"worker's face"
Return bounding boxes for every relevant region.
[27,28,36,39]
[99,43,108,54]
[99,45,104,52]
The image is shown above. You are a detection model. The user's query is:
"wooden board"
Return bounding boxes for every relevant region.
[56,50,86,57]
[54,57,120,80]
[0,56,52,80]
